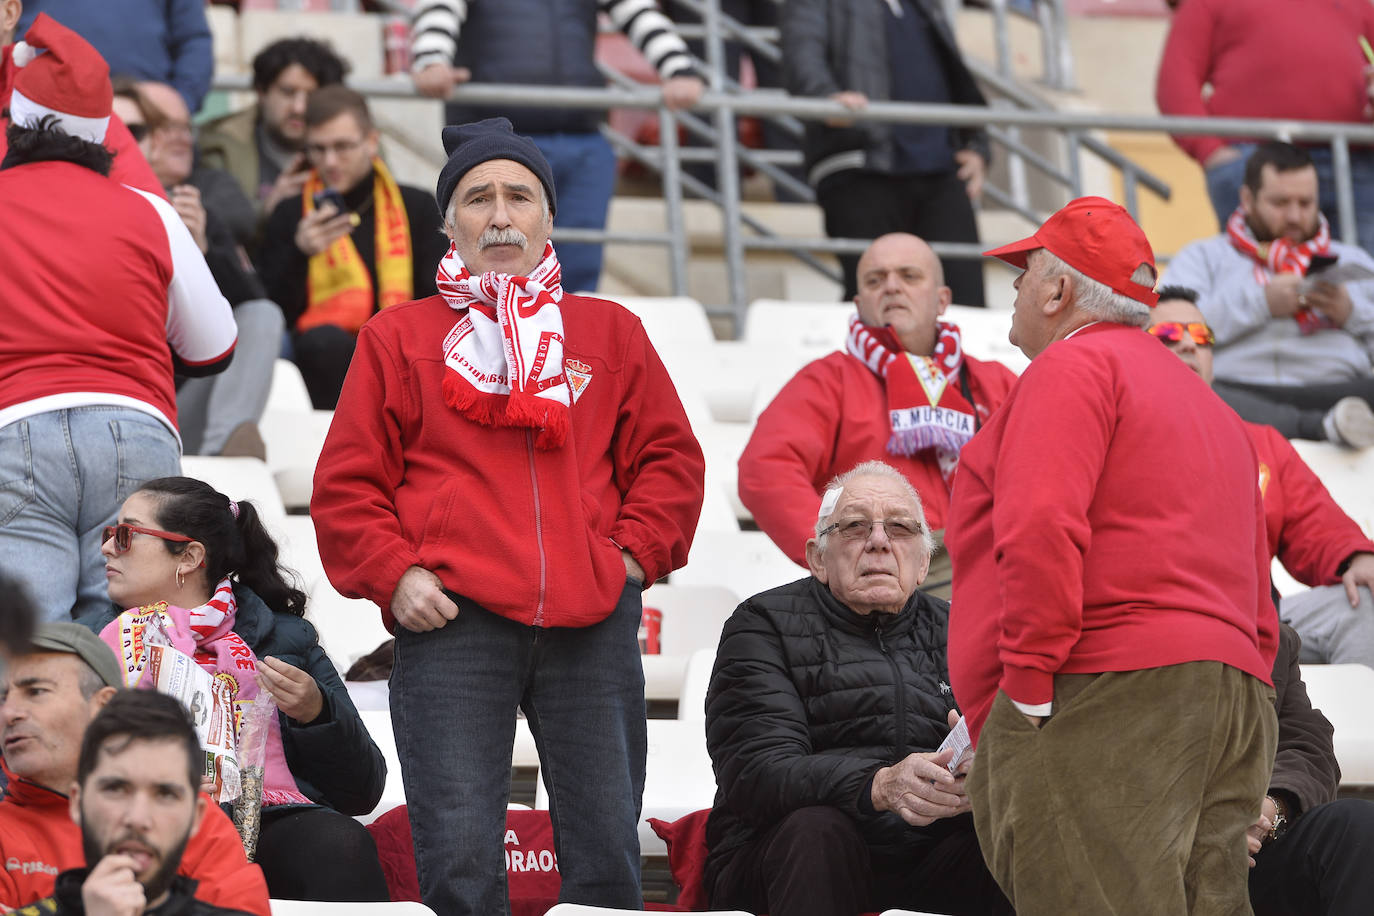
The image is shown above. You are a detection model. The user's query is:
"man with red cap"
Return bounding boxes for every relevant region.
[0,1,160,193]
[0,13,236,623]
[944,197,1280,913]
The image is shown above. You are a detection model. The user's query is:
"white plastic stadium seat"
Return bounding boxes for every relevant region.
[672,529,803,600]
[943,304,1028,374]
[677,647,717,724]
[355,710,405,825]
[1287,440,1374,536]
[180,455,286,521]
[270,900,437,916]
[259,408,334,512]
[265,359,312,413]
[744,299,852,350]
[1297,663,1374,786]
[646,583,740,659]
[613,295,716,349]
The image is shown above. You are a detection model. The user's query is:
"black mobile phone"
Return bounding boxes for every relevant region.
[1308,253,1339,273]
[312,188,348,214]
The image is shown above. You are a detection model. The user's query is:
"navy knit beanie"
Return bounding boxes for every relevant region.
[435,117,557,218]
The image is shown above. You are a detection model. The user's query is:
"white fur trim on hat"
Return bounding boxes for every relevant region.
[10,40,37,67]
[9,88,109,143]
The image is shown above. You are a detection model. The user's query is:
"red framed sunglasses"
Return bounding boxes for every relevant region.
[1147,321,1215,347]
[102,523,195,553]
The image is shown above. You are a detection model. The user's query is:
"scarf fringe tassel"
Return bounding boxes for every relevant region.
[887,426,970,458]
[442,372,569,450]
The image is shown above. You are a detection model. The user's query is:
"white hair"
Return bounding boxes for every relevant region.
[814,460,935,558]
[1035,250,1155,328]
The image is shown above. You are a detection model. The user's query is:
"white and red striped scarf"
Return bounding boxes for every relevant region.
[436,239,571,449]
[846,314,976,488]
[1226,207,1335,334]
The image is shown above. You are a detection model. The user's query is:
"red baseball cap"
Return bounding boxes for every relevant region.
[983,196,1159,307]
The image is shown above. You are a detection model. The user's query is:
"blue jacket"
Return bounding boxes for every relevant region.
[19,0,213,113]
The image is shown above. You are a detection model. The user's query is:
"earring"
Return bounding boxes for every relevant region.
[176,569,185,590]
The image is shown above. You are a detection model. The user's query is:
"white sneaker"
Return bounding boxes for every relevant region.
[1323,396,1374,449]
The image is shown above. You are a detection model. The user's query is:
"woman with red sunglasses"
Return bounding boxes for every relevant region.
[81,476,389,903]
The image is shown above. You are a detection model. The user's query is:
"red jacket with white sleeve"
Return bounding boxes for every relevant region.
[0,161,236,436]
[310,293,706,630]
[946,323,1278,743]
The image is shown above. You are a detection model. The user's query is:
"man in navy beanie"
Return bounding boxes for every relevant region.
[312,117,706,915]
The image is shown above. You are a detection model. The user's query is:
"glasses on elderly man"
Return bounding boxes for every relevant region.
[819,518,925,542]
[1146,321,1215,347]
[102,523,196,554]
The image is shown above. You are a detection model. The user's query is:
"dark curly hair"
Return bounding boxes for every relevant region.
[136,476,308,617]
[252,37,349,94]
[0,114,113,175]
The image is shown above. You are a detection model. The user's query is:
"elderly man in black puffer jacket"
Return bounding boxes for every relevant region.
[703,460,1012,916]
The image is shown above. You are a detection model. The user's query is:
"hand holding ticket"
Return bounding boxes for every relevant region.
[937,715,972,774]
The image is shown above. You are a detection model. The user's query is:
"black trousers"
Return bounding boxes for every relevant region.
[1214,377,1374,441]
[255,806,391,902]
[707,806,1012,916]
[1250,799,1374,916]
[817,168,985,307]
[293,325,357,411]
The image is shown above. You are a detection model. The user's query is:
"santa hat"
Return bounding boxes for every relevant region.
[9,13,113,144]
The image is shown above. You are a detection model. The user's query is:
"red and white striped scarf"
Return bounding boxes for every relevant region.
[846,314,976,489]
[1226,207,1335,334]
[436,240,570,449]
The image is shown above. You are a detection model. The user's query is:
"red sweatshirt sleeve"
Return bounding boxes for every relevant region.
[987,352,1112,707]
[180,798,270,916]
[1155,0,1226,164]
[608,323,706,584]
[1261,426,1374,586]
[311,322,423,625]
[737,359,843,566]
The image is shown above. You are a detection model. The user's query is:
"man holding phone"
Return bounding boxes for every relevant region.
[1163,142,1374,448]
[259,86,446,409]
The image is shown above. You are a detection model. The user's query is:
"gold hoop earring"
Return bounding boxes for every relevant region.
[176,569,185,590]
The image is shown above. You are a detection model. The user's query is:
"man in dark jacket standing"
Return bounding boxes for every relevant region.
[704,460,1011,916]
[782,0,990,306]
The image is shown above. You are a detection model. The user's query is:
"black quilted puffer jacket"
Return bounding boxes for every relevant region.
[703,576,958,882]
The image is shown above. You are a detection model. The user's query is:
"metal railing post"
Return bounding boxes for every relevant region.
[1332,134,1358,246]
[658,109,690,296]
[701,0,750,322]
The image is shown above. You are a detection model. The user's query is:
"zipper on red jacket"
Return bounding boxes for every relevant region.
[874,620,907,757]
[526,430,548,626]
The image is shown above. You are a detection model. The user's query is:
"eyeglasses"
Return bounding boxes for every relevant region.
[126,122,149,142]
[819,517,925,542]
[1147,321,1215,347]
[102,523,196,554]
[305,137,366,160]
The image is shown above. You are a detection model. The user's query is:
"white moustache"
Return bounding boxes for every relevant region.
[479,227,528,250]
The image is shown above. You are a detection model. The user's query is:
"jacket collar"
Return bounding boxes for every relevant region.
[1,758,71,807]
[808,576,924,637]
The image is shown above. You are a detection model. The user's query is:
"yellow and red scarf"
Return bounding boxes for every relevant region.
[300,157,413,334]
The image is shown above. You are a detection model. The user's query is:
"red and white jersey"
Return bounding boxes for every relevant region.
[0,160,235,439]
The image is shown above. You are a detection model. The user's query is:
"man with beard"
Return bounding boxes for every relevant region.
[1163,142,1374,448]
[0,625,268,915]
[12,690,255,916]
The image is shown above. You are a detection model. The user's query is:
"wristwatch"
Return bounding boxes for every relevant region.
[1266,794,1289,841]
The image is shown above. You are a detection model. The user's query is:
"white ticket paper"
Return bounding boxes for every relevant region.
[937,715,972,774]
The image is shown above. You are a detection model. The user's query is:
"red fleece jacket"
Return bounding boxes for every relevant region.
[1156,0,1374,164]
[946,323,1278,743]
[739,351,1017,564]
[1248,421,1374,582]
[0,769,269,915]
[311,293,705,629]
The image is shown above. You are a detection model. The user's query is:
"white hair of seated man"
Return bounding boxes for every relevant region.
[813,459,936,559]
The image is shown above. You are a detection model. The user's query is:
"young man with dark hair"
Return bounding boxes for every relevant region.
[1162,141,1374,449]
[258,86,445,410]
[198,36,349,218]
[18,691,257,916]
[0,625,269,914]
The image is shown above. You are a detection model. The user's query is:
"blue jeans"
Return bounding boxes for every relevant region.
[390,580,647,916]
[1206,142,1374,256]
[0,407,180,621]
[531,132,617,295]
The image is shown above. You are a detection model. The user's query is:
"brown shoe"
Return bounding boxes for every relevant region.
[219,422,267,461]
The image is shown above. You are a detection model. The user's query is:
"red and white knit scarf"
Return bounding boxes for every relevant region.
[1226,207,1335,334]
[846,314,976,488]
[436,240,570,449]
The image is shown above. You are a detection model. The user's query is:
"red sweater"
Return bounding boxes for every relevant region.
[738,351,1017,564]
[0,770,269,915]
[0,162,236,432]
[311,293,705,629]
[1248,421,1374,583]
[1156,0,1374,163]
[946,323,1278,743]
